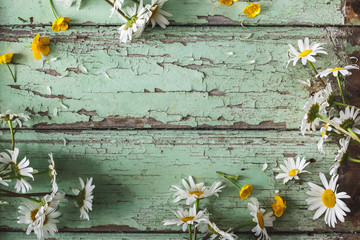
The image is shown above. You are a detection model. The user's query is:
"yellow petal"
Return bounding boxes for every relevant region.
[57,17,65,25]
[60,22,69,31]
[33,49,42,60]
[63,17,70,23]
[39,46,50,56]
[243,3,261,18]
[52,22,60,32]
[32,34,40,48]
[1,53,14,64]
[39,37,50,46]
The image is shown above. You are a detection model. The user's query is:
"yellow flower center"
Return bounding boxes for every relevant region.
[180,216,195,222]
[329,68,343,72]
[188,191,204,197]
[322,189,336,208]
[256,211,265,229]
[239,184,253,200]
[31,209,48,225]
[288,169,299,177]
[298,49,312,57]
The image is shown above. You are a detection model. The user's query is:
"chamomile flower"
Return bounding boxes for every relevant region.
[320,83,335,107]
[163,205,209,232]
[318,123,332,154]
[287,37,327,67]
[0,148,35,193]
[330,137,350,176]
[248,197,275,240]
[48,153,58,193]
[306,172,350,228]
[109,0,124,18]
[43,191,65,210]
[145,0,172,29]
[275,156,310,184]
[0,110,30,127]
[301,92,327,135]
[332,107,360,135]
[72,177,95,220]
[118,1,150,43]
[170,176,225,205]
[316,64,359,78]
[208,221,237,240]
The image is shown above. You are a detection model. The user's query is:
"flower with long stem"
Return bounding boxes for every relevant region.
[0,52,15,82]
[216,171,252,200]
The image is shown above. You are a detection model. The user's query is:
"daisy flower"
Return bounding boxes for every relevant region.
[0,148,35,193]
[306,172,350,227]
[72,177,95,220]
[170,176,225,205]
[316,64,359,78]
[48,153,58,193]
[163,205,209,232]
[330,137,350,176]
[287,37,327,67]
[320,83,335,107]
[318,123,332,154]
[145,0,172,29]
[300,91,327,135]
[332,106,360,135]
[109,0,124,18]
[207,221,238,240]
[275,156,310,184]
[248,197,276,240]
[272,196,286,217]
[117,1,150,43]
[43,191,65,210]
[0,110,30,127]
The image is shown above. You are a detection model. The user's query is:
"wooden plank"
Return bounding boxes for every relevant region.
[0,130,357,232]
[0,0,344,26]
[0,26,347,129]
[0,232,353,240]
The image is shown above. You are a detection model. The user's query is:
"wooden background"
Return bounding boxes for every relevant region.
[1,0,360,239]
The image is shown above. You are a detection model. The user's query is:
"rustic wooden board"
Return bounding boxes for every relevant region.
[0,0,345,26]
[0,26,349,129]
[1,130,357,233]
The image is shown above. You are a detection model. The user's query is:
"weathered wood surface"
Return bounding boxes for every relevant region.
[0,130,358,233]
[0,26,350,129]
[0,0,345,26]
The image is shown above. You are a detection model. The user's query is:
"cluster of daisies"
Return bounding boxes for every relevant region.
[163,175,280,240]
[57,0,172,43]
[0,111,95,239]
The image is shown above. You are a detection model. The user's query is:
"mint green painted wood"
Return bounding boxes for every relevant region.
[0,130,352,232]
[0,232,352,240]
[0,26,346,129]
[0,0,344,26]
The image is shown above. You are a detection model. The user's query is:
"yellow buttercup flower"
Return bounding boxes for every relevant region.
[272,196,286,217]
[52,17,70,32]
[239,184,253,200]
[31,34,50,60]
[0,53,14,64]
[220,0,238,6]
[243,3,261,18]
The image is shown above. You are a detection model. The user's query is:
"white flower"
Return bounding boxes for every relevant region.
[320,83,335,107]
[301,92,327,135]
[318,123,332,154]
[287,37,327,67]
[170,176,225,205]
[109,0,124,18]
[0,110,30,127]
[0,148,35,193]
[117,1,150,43]
[48,153,58,193]
[72,177,95,220]
[208,221,237,240]
[163,205,209,232]
[275,156,310,184]
[248,197,275,240]
[44,191,65,210]
[332,106,360,135]
[316,64,359,78]
[330,137,350,176]
[145,0,172,29]
[306,172,350,228]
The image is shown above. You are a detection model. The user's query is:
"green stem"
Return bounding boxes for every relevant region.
[216,171,242,189]
[317,114,360,143]
[193,199,199,240]
[8,120,15,150]
[104,0,131,21]
[32,170,50,176]
[334,101,359,110]
[307,61,326,87]
[348,156,360,163]
[336,75,345,104]
[0,189,42,203]
[216,171,239,180]
[49,0,58,19]
[230,221,256,232]
[247,0,250,4]
[6,63,15,83]
[188,224,192,240]
[347,128,359,139]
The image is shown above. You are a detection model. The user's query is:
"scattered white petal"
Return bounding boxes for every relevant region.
[47,57,57,62]
[59,100,69,110]
[240,20,246,28]
[226,51,234,55]
[59,70,69,78]
[53,108,58,117]
[298,79,311,87]
[46,86,52,95]
[262,163,268,172]
[79,64,88,74]
[60,137,67,146]
[242,33,252,39]
[275,190,280,194]
[350,56,358,63]
[102,71,111,79]
[247,60,256,64]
